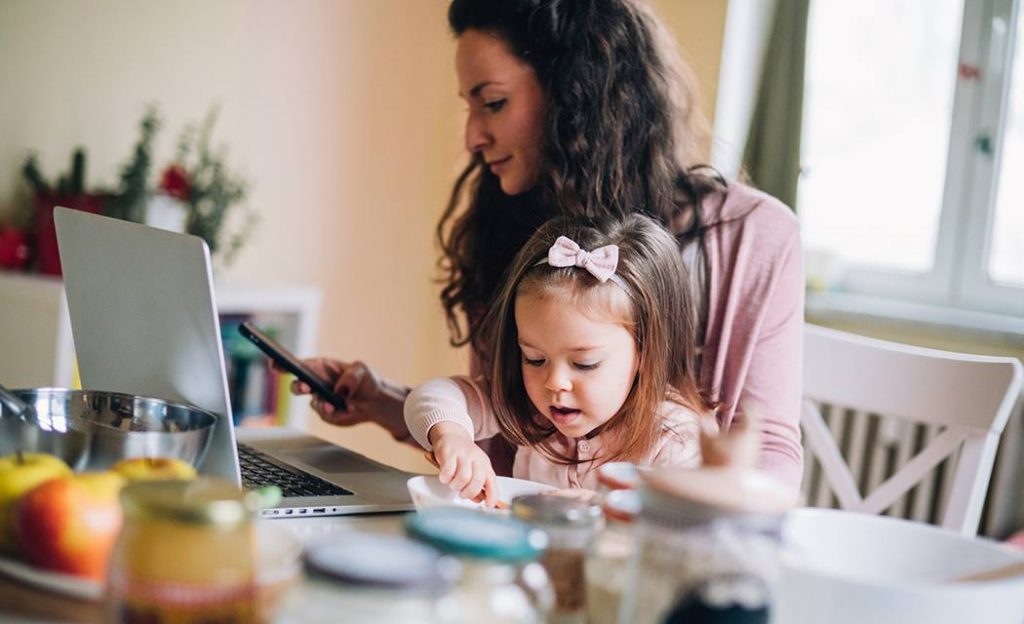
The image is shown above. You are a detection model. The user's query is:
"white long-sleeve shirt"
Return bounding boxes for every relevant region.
[404,375,702,490]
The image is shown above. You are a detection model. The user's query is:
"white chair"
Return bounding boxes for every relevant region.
[801,323,1023,536]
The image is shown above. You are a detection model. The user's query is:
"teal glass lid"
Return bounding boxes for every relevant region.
[405,508,549,562]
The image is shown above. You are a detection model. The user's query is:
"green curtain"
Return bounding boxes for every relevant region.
[742,0,811,211]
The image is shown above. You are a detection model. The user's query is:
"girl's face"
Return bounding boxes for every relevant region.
[515,290,639,440]
[456,29,546,196]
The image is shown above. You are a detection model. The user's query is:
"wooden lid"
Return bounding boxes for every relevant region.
[640,465,796,516]
[639,408,797,517]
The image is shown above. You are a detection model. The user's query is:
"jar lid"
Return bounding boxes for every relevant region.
[120,478,261,526]
[596,462,640,490]
[639,467,796,523]
[602,488,642,524]
[305,533,460,592]
[405,508,548,562]
[511,494,602,528]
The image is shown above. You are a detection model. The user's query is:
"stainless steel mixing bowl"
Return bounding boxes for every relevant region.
[0,404,90,470]
[2,388,217,470]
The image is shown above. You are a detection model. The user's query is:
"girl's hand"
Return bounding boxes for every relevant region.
[429,422,498,507]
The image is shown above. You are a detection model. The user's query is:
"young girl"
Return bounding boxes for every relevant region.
[404,214,712,503]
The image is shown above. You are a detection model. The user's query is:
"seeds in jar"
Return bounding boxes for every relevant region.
[543,547,586,612]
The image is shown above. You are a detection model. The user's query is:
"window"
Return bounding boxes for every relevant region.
[990,9,1024,286]
[799,0,1024,318]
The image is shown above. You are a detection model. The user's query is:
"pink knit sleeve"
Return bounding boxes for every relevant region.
[702,185,805,493]
[737,221,805,489]
[403,375,503,450]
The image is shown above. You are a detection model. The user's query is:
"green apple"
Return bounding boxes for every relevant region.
[0,452,72,554]
[15,471,125,580]
[113,456,197,482]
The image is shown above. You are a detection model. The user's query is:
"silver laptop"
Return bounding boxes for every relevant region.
[54,207,414,517]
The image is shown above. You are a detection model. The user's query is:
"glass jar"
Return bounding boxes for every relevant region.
[510,494,602,623]
[106,478,262,623]
[277,532,461,623]
[585,489,641,624]
[405,507,554,623]
[618,468,792,624]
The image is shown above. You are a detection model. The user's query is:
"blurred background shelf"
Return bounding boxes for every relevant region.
[0,272,321,429]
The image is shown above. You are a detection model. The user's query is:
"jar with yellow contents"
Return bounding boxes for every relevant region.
[106,478,262,623]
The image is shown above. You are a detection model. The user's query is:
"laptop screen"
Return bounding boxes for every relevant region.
[54,207,241,483]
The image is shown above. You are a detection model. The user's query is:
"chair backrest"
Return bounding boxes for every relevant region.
[801,323,1023,536]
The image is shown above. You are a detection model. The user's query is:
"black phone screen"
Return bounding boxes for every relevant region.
[238,321,347,411]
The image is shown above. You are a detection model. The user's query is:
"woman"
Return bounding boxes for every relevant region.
[295,0,805,490]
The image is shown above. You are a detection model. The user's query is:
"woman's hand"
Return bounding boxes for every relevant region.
[282,358,411,441]
[429,422,497,507]
[287,358,376,426]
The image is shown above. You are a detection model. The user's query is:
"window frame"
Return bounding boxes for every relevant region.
[801,0,1024,319]
[957,0,1023,316]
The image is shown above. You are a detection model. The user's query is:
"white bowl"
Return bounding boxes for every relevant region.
[406,475,555,512]
[777,508,1024,624]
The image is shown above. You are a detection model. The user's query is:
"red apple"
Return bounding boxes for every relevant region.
[0,452,72,554]
[15,471,125,580]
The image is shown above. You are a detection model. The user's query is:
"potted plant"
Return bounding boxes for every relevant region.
[21,149,104,276]
[17,106,255,276]
[108,107,256,267]
[0,208,31,272]
[160,108,255,265]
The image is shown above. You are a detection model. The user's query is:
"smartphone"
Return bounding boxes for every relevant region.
[238,321,348,411]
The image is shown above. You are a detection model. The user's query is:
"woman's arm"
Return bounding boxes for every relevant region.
[739,234,805,488]
[702,186,805,492]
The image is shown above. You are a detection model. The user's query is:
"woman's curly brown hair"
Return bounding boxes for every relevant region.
[439,0,726,348]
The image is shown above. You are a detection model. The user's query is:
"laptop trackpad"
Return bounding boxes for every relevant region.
[276,446,381,474]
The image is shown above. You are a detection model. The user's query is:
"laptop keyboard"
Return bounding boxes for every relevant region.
[238,444,353,497]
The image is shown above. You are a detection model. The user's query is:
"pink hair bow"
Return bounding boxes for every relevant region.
[547,236,620,283]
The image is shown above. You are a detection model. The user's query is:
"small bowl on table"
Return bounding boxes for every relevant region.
[407,475,555,513]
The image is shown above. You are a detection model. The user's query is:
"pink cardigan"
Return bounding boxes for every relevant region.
[405,376,702,490]
[699,182,804,488]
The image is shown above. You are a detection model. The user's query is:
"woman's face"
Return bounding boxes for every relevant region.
[456,29,546,196]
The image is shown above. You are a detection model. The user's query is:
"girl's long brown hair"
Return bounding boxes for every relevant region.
[480,215,711,464]
[439,0,727,348]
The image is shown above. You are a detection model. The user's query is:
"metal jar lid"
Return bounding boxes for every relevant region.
[405,508,548,562]
[305,533,460,592]
[596,462,640,491]
[511,494,603,528]
[602,488,642,524]
[120,478,261,526]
